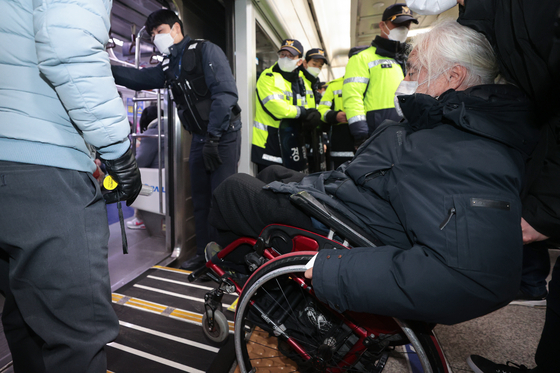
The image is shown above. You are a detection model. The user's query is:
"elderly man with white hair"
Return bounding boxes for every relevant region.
[208,20,541,324]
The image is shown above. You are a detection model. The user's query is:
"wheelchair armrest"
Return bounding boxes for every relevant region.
[289,191,378,248]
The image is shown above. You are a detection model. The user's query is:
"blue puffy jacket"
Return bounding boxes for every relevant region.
[0,0,131,173]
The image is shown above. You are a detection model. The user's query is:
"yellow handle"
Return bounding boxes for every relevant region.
[103,175,118,190]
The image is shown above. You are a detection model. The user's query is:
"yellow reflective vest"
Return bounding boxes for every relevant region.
[342,45,404,136]
[318,76,344,122]
[251,63,315,166]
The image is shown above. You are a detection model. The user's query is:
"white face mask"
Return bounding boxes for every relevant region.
[394,80,419,117]
[153,32,175,55]
[406,0,457,15]
[278,57,300,73]
[383,23,409,43]
[307,66,321,77]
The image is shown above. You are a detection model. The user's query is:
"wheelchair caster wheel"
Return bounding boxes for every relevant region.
[202,310,229,344]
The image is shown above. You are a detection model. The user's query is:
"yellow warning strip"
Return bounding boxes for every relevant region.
[112,292,234,333]
[151,265,192,274]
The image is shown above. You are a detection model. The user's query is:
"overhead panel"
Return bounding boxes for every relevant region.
[310,0,351,80]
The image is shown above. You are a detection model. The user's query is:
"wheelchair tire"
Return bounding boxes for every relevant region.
[234,252,449,373]
[202,310,229,345]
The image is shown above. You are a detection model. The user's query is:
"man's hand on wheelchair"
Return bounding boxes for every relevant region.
[521,218,549,244]
[305,268,313,281]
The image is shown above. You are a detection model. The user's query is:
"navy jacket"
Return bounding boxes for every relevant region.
[112,36,241,138]
[268,85,541,324]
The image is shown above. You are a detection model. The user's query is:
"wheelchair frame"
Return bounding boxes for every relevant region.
[188,191,450,373]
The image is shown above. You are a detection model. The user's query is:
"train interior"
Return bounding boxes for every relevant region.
[0,0,557,372]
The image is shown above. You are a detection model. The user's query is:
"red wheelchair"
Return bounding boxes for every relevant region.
[188,191,450,373]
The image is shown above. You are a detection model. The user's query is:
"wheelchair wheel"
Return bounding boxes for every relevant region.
[202,310,229,345]
[234,253,448,373]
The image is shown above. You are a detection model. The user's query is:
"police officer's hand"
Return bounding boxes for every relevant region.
[302,108,322,132]
[203,135,222,172]
[101,147,142,206]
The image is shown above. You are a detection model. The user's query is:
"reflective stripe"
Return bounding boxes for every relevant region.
[283,91,293,98]
[333,90,342,96]
[295,106,302,118]
[368,59,397,69]
[330,151,355,157]
[306,90,314,95]
[261,94,285,105]
[348,115,366,124]
[344,77,369,84]
[253,121,267,132]
[319,101,332,107]
[322,109,333,121]
[262,154,283,164]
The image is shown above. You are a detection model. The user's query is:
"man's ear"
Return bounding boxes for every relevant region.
[379,21,388,37]
[297,59,304,67]
[448,65,468,90]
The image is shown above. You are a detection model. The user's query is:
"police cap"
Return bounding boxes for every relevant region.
[382,3,419,25]
[278,39,304,58]
[305,48,328,65]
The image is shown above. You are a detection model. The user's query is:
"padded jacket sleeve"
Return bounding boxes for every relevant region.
[342,54,369,138]
[200,42,240,138]
[111,64,166,92]
[318,84,335,123]
[33,0,130,160]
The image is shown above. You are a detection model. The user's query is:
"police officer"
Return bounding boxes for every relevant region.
[318,46,369,169]
[111,9,242,270]
[251,39,320,173]
[343,3,418,145]
[302,48,329,172]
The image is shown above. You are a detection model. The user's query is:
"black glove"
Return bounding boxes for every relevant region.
[102,147,142,206]
[203,135,222,172]
[302,108,322,132]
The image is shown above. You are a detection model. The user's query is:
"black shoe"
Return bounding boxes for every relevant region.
[180,254,206,271]
[467,355,533,373]
[509,289,547,307]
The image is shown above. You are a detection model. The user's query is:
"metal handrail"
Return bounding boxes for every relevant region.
[130,26,165,215]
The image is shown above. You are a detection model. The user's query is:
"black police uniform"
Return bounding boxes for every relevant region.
[112,36,242,264]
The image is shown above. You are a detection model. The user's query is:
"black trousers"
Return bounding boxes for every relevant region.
[190,130,241,255]
[208,166,319,247]
[535,256,560,372]
[0,161,119,373]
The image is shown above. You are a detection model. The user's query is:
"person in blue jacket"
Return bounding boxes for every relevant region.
[0,0,142,371]
[111,9,242,269]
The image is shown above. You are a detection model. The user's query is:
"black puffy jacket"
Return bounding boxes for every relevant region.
[268,84,541,324]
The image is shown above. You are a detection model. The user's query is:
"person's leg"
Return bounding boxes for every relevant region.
[209,173,318,247]
[208,130,242,241]
[0,161,119,373]
[256,164,306,184]
[0,250,46,373]
[519,241,551,298]
[534,255,560,372]
[189,135,212,257]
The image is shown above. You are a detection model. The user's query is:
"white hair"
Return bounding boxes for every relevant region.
[411,19,499,88]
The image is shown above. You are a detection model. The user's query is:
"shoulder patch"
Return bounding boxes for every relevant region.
[380,63,393,68]
[266,73,274,77]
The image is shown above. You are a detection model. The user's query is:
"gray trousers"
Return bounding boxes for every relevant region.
[0,161,119,373]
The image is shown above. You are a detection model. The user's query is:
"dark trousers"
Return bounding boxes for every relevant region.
[535,256,560,372]
[190,130,241,255]
[208,166,317,247]
[0,161,119,373]
[521,241,551,297]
